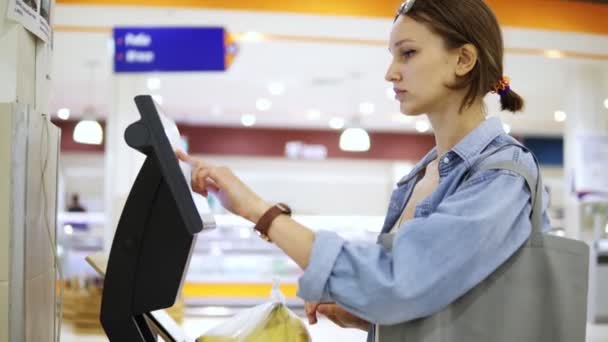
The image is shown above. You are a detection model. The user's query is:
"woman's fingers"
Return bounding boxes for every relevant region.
[178,150,221,196]
[193,168,212,195]
[318,304,345,328]
[174,151,260,219]
[305,302,321,324]
[175,150,195,165]
[176,150,213,169]
[320,310,342,327]
[205,177,220,194]
[317,304,332,317]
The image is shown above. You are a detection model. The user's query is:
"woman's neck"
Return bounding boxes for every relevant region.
[426,100,486,158]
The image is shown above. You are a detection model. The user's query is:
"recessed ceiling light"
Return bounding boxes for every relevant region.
[256,98,272,111]
[241,31,265,43]
[241,114,256,127]
[554,110,567,122]
[57,108,70,120]
[64,224,74,235]
[544,50,564,59]
[268,82,285,96]
[307,109,322,120]
[329,117,345,130]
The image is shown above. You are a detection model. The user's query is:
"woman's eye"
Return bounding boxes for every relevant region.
[402,50,416,58]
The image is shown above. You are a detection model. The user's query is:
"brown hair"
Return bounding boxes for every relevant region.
[395,0,524,113]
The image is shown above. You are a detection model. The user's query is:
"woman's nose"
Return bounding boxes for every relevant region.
[385,61,401,83]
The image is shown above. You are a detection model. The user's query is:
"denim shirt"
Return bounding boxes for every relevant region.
[296,117,551,331]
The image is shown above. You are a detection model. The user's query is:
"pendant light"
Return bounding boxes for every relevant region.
[73,61,103,145]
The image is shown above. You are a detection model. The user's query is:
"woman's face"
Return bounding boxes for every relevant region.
[386,15,460,116]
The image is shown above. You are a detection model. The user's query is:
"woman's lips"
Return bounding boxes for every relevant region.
[394,89,407,101]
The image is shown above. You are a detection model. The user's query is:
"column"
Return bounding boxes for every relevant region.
[103,75,146,254]
[563,63,608,240]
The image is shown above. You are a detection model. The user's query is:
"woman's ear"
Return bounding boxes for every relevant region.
[454,43,478,77]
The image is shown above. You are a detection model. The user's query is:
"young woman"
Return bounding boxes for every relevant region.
[177,0,549,340]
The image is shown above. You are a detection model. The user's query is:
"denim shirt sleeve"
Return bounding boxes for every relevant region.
[297,169,534,325]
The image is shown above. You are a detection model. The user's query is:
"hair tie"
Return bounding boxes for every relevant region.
[491,76,511,96]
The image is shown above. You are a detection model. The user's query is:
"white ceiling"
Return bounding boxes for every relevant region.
[49,5,608,136]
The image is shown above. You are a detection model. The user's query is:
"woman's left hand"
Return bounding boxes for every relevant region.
[305,302,370,330]
[176,150,270,222]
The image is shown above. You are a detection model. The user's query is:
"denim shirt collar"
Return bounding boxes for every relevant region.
[450,117,505,167]
[396,117,504,186]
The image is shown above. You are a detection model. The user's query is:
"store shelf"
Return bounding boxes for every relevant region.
[56,212,384,305]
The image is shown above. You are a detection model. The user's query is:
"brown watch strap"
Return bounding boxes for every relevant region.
[253,203,292,242]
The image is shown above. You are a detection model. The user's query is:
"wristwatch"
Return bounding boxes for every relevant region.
[253,203,292,242]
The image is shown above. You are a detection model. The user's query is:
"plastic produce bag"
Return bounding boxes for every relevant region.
[197,280,312,342]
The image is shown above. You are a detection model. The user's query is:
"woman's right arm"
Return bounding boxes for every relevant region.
[297,169,533,325]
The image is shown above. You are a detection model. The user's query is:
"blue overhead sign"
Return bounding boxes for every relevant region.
[113,27,238,73]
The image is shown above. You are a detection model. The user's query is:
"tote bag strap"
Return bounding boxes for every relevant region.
[378,143,545,250]
[465,143,544,246]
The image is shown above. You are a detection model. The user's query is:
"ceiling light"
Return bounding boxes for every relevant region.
[544,50,564,59]
[57,108,70,120]
[241,31,265,43]
[329,117,345,130]
[256,98,272,111]
[415,119,430,133]
[307,109,322,120]
[241,114,256,127]
[554,110,567,122]
[73,120,103,145]
[147,77,161,91]
[268,82,285,96]
[604,98,608,109]
[503,123,511,134]
[64,224,73,235]
[340,127,371,152]
[359,102,375,115]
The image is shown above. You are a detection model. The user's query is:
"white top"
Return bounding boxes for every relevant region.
[375,216,405,342]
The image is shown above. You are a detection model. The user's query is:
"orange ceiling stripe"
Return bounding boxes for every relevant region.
[56,0,404,17]
[56,0,608,35]
[485,0,608,36]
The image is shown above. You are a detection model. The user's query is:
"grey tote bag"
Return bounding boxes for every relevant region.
[375,145,589,342]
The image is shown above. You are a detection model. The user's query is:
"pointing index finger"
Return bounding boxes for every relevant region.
[175,150,195,165]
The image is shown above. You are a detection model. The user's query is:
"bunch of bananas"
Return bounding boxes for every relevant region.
[198,304,311,342]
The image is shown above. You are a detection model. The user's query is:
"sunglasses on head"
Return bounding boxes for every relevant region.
[397,0,417,15]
